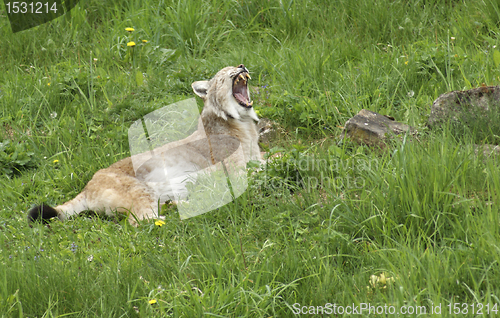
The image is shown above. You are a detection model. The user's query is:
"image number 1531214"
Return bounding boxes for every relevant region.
[4,0,79,33]
[5,2,58,14]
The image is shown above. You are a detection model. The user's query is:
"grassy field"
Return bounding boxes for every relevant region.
[1,0,500,316]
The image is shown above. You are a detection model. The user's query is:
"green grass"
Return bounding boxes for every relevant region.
[1,0,500,316]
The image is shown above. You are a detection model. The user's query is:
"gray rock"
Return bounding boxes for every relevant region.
[428,86,500,128]
[342,109,416,147]
[257,118,284,145]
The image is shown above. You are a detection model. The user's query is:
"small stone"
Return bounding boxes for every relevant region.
[257,118,284,145]
[342,109,416,147]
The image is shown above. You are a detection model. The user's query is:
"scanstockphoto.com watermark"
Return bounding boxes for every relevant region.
[291,302,495,316]
[292,302,500,316]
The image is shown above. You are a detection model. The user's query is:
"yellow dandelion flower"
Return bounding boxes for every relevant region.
[148,299,157,304]
[155,220,166,227]
[127,41,136,47]
[142,40,148,43]
[53,159,59,164]
[47,83,51,86]
[404,60,408,65]
[125,27,135,32]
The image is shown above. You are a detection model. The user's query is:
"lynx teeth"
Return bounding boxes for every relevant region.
[235,73,249,85]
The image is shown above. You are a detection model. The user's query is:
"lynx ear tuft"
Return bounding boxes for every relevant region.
[192,81,210,99]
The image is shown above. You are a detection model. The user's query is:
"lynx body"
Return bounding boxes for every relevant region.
[28,64,260,226]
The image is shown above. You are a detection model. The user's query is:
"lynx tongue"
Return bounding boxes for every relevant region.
[234,91,249,105]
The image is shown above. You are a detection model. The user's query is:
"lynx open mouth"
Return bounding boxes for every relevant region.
[232,71,253,108]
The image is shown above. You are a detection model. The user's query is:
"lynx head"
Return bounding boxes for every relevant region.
[192,64,259,122]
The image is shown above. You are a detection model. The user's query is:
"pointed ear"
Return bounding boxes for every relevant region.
[191,81,209,99]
